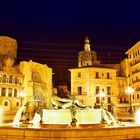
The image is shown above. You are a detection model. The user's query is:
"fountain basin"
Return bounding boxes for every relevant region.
[42,109,112,125]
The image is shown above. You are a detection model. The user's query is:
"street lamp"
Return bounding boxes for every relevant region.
[125,85,134,114]
[18,92,26,106]
[98,89,106,108]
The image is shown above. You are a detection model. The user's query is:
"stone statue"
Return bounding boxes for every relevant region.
[51,87,86,109]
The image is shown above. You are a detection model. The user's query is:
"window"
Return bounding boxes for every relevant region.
[133,52,135,58]
[124,98,127,103]
[77,87,82,95]
[96,97,100,103]
[108,97,111,103]
[14,89,17,97]
[133,95,135,100]
[15,77,18,84]
[1,88,6,96]
[8,88,12,97]
[95,86,99,94]
[108,105,111,112]
[78,72,81,77]
[107,73,110,79]
[95,72,99,78]
[137,94,140,99]
[4,101,8,106]
[3,74,6,83]
[107,87,111,95]
[120,97,122,103]
[16,102,19,106]
[9,75,13,83]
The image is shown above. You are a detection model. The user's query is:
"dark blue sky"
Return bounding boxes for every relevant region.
[0,0,140,77]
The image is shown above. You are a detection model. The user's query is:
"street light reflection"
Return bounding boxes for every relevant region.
[125,85,134,114]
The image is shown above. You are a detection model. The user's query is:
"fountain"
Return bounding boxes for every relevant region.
[135,109,140,124]
[0,106,4,125]
[12,104,117,128]
[12,103,27,127]
[42,108,117,127]
[40,88,117,127]
[30,111,41,128]
[12,86,117,128]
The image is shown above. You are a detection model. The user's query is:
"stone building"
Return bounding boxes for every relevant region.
[69,37,127,112]
[0,36,52,117]
[125,41,140,111]
[0,36,23,114]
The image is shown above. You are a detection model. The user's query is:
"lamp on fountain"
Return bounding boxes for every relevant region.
[125,85,134,115]
[18,91,26,106]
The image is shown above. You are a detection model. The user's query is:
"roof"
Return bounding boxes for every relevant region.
[125,41,140,54]
[69,64,117,71]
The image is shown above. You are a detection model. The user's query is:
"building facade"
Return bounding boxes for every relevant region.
[0,36,52,116]
[69,37,128,112]
[125,41,140,111]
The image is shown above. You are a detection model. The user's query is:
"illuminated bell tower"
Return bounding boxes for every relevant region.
[78,36,100,67]
[84,36,91,51]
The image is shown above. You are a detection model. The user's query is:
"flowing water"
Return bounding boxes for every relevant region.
[13,105,25,126]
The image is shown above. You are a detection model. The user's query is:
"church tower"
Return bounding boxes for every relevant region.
[78,36,100,67]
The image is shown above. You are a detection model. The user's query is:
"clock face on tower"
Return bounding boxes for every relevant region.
[32,71,41,82]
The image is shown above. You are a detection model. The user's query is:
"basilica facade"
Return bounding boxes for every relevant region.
[0,36,52,117]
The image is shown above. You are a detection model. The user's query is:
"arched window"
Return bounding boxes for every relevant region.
[15,77,18,84]
[3,74,6,83]
[14,89,17,97]
[1,88,6,96]
[8,88,12,97]
[9,75,13,83]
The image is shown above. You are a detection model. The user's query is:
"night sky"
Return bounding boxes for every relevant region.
[0,0,140,83]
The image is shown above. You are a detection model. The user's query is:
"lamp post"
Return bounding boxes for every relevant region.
[18,92,26,106]
[125,85,134,114]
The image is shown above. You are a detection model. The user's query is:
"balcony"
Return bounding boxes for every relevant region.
[133,79,140,84]
[132,70,140,75]
[119,101,129,104]
[130,59,140,67]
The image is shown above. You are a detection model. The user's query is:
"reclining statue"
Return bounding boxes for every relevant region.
[51,87,86,109]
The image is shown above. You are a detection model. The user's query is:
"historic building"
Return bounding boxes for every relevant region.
[78,36,100,67]
[0,36,52,116]
[69,37,128,112]
[1,35,139,117]
[125,41,140,111]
